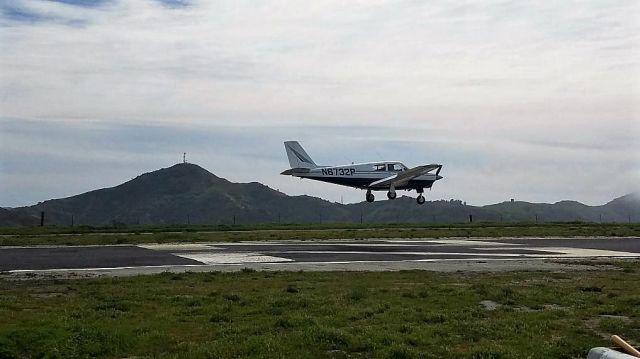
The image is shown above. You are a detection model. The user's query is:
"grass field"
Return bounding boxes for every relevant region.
[1,267,639,358]
[1,223,639,246]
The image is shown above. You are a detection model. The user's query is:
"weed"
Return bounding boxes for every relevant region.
[312,327,350,350]
[275,318,294,329]
[223,293,241,302]
[209,312,231,323]
[420,312,447,324]
[347,288,367,301]
[579,285,603,292]
[470,350,503,359]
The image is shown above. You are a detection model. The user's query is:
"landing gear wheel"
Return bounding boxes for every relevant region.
[417,195,425,205]
[366,191,375,203]
[387,191,397,200]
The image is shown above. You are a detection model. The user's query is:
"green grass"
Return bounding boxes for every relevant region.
[1,223,639,246]
[1,269,639,358]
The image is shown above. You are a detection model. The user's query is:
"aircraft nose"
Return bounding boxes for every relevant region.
[436,175,443,180]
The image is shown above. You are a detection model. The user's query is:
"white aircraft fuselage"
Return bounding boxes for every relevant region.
[280,141,443,204]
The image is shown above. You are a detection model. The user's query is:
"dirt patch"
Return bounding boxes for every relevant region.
[599,315,631,323]
[480,300,500,310]
[0,258,633,281]
[584,315,634,341]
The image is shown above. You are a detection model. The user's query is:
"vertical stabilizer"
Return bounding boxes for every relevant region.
[284,141,317,169]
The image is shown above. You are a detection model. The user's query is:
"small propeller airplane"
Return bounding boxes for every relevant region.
[281,141,443,204]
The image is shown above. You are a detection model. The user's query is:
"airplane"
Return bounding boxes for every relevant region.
[281,141,443,204]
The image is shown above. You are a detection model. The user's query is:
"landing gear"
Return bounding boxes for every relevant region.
[366,190,375,203]
[387,191,397,200]
[416,188,425,205]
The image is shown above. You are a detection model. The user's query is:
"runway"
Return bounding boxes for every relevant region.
[2,237,640,276]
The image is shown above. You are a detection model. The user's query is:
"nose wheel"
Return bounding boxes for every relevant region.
[366,190,375,203]
[417,195,425,205]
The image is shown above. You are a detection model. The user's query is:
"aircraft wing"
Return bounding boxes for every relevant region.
[368,164,442,188]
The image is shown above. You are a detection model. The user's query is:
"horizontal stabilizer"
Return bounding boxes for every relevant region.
[281,168,311,175]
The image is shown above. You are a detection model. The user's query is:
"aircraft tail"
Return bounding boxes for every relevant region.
[284,141,317,169]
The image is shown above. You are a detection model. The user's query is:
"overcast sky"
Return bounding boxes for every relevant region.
[1,0,639,207]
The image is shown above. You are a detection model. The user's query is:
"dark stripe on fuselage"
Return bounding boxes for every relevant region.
[303,176,435,190]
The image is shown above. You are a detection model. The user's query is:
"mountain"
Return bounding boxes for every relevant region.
[600,193,640,221]
[0,208,38,226]
[3,164,639,226]
[9,164,350,226]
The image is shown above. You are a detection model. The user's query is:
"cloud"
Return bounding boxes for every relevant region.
[0,1,638,207]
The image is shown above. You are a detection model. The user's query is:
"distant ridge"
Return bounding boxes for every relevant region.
[8,163,350,226]
[0,208,37,226]
[4,164,639,226]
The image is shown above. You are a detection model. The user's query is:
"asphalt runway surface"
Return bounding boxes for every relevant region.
[2,237,640,276]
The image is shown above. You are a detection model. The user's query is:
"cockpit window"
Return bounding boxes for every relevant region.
[388,163,404,172]
[374,164,386,171]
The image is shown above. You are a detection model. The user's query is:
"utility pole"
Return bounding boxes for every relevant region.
[233,215,236,225]
[71,215,74,227]
[40,211,45,227]
[183,152,186,164]
[469,214,473,223]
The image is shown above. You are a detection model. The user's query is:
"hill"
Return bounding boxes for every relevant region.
[9,164,350,226]
[4,164,639,225]
[0,208,37,226]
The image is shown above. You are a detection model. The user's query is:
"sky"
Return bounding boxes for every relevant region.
[1,0,639,207]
